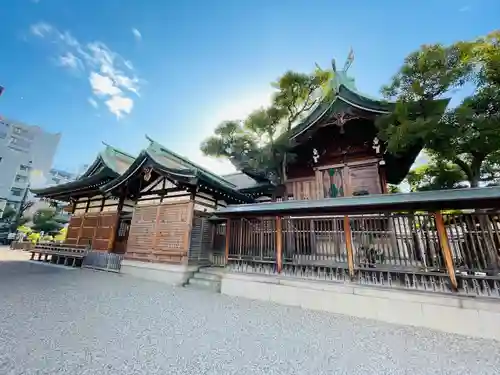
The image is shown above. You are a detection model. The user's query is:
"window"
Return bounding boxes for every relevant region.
[10,188,23,197]
[9,137,31,149]
[19,164,31,171]
[15,175,28,183]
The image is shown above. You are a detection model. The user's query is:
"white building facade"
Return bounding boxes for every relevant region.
[0,117,61,214]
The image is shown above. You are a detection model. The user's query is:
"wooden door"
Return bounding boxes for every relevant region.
[319,167,345,198]
[113,219,130,254]
[349,163,381,195]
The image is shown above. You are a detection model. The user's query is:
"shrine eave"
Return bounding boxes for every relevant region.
[215,186,500,217]
[31,169,116,201]
[101,148,254,204]
[146,135,238,190]
[290,86,393,142]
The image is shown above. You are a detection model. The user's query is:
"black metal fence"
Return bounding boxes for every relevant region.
[82,251,123,273]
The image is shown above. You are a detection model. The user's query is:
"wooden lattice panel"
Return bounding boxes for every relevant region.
[93,212,118,251]
[126,202,193,264]
[66,216,82,244]
[65,212,118,251]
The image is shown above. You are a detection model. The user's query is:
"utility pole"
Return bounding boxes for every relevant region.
[12,184,30,232]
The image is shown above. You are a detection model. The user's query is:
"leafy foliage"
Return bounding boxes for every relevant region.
[405,159,467,192]
[31,208,68,234]
[388,185,401,194]
[0,200,34,231]
[0,206,17,222]
[377,33,500,188]
[200,66,332,185]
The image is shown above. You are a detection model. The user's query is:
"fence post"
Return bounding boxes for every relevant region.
[225,219,231,265]
[434,211,458,292]
[276,216,283,273]
[343,215,355,279]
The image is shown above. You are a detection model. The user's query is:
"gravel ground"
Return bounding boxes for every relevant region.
[1,249,500,375]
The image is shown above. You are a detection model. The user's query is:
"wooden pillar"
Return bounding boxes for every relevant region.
[276,216,283,273]
[434,211,458,291]
[343,215,355,279]
[225,218,231,264]
[379,166,388,194]
[109,194,125,252]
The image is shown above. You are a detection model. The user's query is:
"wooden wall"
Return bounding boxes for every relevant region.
[65,212,118,251]
[285,160,384,200]
[125,201,194,264]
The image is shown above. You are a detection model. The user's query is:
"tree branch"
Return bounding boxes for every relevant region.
[453,157,473,181]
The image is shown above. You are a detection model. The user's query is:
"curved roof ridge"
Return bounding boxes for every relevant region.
[101,141,136,160]
[145,136,237,188]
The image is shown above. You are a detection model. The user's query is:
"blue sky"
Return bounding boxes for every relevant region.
[1,0,499,176]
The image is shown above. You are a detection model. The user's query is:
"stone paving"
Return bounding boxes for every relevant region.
[1,247,500,375]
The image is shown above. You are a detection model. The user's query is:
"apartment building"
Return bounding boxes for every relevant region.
[48,168,77,186]
[0,117,61,214]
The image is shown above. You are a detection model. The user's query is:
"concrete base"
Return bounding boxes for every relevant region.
[221,272,500,341]
[185,268,223,292]
[121,260,198,286]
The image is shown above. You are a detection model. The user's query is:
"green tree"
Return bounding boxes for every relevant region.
[388,184,401,194]
[201,66,331,188]
[31,208,68,234]
[0,201,33,231]
[405,158,467,192]
[377,34,500,188]
[272,68,331,180]
[0,206,17,222]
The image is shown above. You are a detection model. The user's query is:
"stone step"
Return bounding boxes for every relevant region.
[198,267,226,276]
[192,272,221,281]
[186,277,221,292]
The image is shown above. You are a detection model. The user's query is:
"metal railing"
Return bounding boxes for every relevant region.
[82,251,123,273]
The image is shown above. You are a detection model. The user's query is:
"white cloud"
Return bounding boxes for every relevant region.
[105,96,133,118]
[28,21,142,118]
[89,72,122,96]
[30,22,52,37]
[88,97,98,108]
[58,52,81,70]
[132,28,142,42]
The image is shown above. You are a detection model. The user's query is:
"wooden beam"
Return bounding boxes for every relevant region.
[152,205,162,262]
[109,194,125,252]
[343,215,355,279]
[225,219,231,264]
[434,211,458,291]
[379,165,388,194]
[276,216,283,273]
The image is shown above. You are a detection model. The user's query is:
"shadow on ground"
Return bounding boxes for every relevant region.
[0,260,68,280]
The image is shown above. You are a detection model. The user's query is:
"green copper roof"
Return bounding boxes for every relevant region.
[80,143,135,178]
[32,143,135,200]
[216,187,500,216]
[100,137,254,203]
[145,136,238,190]
[289,69,393,140]
[99,143,136,175]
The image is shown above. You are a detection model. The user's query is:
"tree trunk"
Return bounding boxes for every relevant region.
[470,176,480,188]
